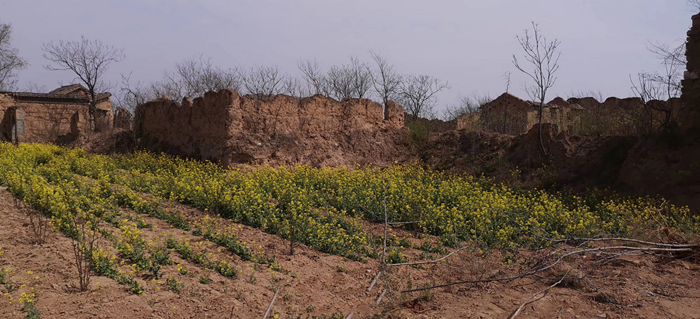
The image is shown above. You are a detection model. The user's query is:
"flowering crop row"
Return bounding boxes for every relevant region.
[74,149,699,249]
[0,144,146,293]
[164,237,238,278]
[1,142,698,262]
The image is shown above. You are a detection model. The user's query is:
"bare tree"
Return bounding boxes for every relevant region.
[240,65,289,99]
[297,59,328,96]
[42,36,125,131]
[503,71,512,93]
[150,76,185,101]
[173,55,240,98]
[646,41,684,100]
[398,74,450,118]
[512,22,561,155]
[370,51,402,109]
[121,55,242,104]
[502,71,513,133]
[349,57,374,99]
[443,94,481,121]
[326,64,355,101]
[0,22,27,91]
[628,40,684,131]
[630,73,666,103]
[325,57,373,101]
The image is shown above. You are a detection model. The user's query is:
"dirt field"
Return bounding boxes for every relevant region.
[1,186,700,319]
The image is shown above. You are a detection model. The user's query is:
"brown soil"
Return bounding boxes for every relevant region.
[2,187,700,318]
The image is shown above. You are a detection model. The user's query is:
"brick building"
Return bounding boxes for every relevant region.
[0,84,113,144]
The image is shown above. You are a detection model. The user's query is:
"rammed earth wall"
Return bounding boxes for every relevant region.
[135,89,407,167]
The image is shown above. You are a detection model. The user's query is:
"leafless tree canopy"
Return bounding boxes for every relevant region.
[298,56,374,101]
[512,22,561,155]
[240,65,290,99]
[117,56,242,110]
[399,74,450,118]
[298,59,328,96]
[42,36,125,130]
[689,0,700,11]
[634,41,685,101]
[42,36,125,98]
[325,57,373,101]
[443,94,484,121]
[0,22,27,91]
[370,51,402,108]
[165,55,240,100]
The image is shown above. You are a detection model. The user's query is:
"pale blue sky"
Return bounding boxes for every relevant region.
[2,0,695,113]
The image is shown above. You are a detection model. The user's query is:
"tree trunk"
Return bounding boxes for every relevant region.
[89,103,97,133]
[89,90,98,133]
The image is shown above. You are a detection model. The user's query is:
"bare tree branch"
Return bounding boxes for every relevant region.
[0,21,27,91]
[507,269,571,319]
[688,0,700,11]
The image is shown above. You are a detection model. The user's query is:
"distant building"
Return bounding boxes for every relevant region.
[0,84,113,144]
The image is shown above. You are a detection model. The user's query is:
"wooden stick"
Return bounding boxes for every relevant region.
[552,237,698,248]
[262,290,279,319]
[507,270,570,319]
[368,270,382,292]
[228,304,236,319]
[376,289,387,305]
[387,245,470,267]
[345,312,354,319]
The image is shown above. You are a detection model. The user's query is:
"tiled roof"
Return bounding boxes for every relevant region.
[0,90,110,103]
[49,84,87,95]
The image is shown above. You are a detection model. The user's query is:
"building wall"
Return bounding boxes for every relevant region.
[478,93,530,135]
[0,94,13,141]
[135,90,235,163]
[0,93,112,143]
[13,101,90,143]
[682,13,700,132]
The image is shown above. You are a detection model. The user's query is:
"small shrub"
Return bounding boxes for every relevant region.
[198,275,212,284]
[166,276,183,293]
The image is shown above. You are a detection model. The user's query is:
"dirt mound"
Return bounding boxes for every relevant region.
[618,135,700,212]
[425,124,638,190]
